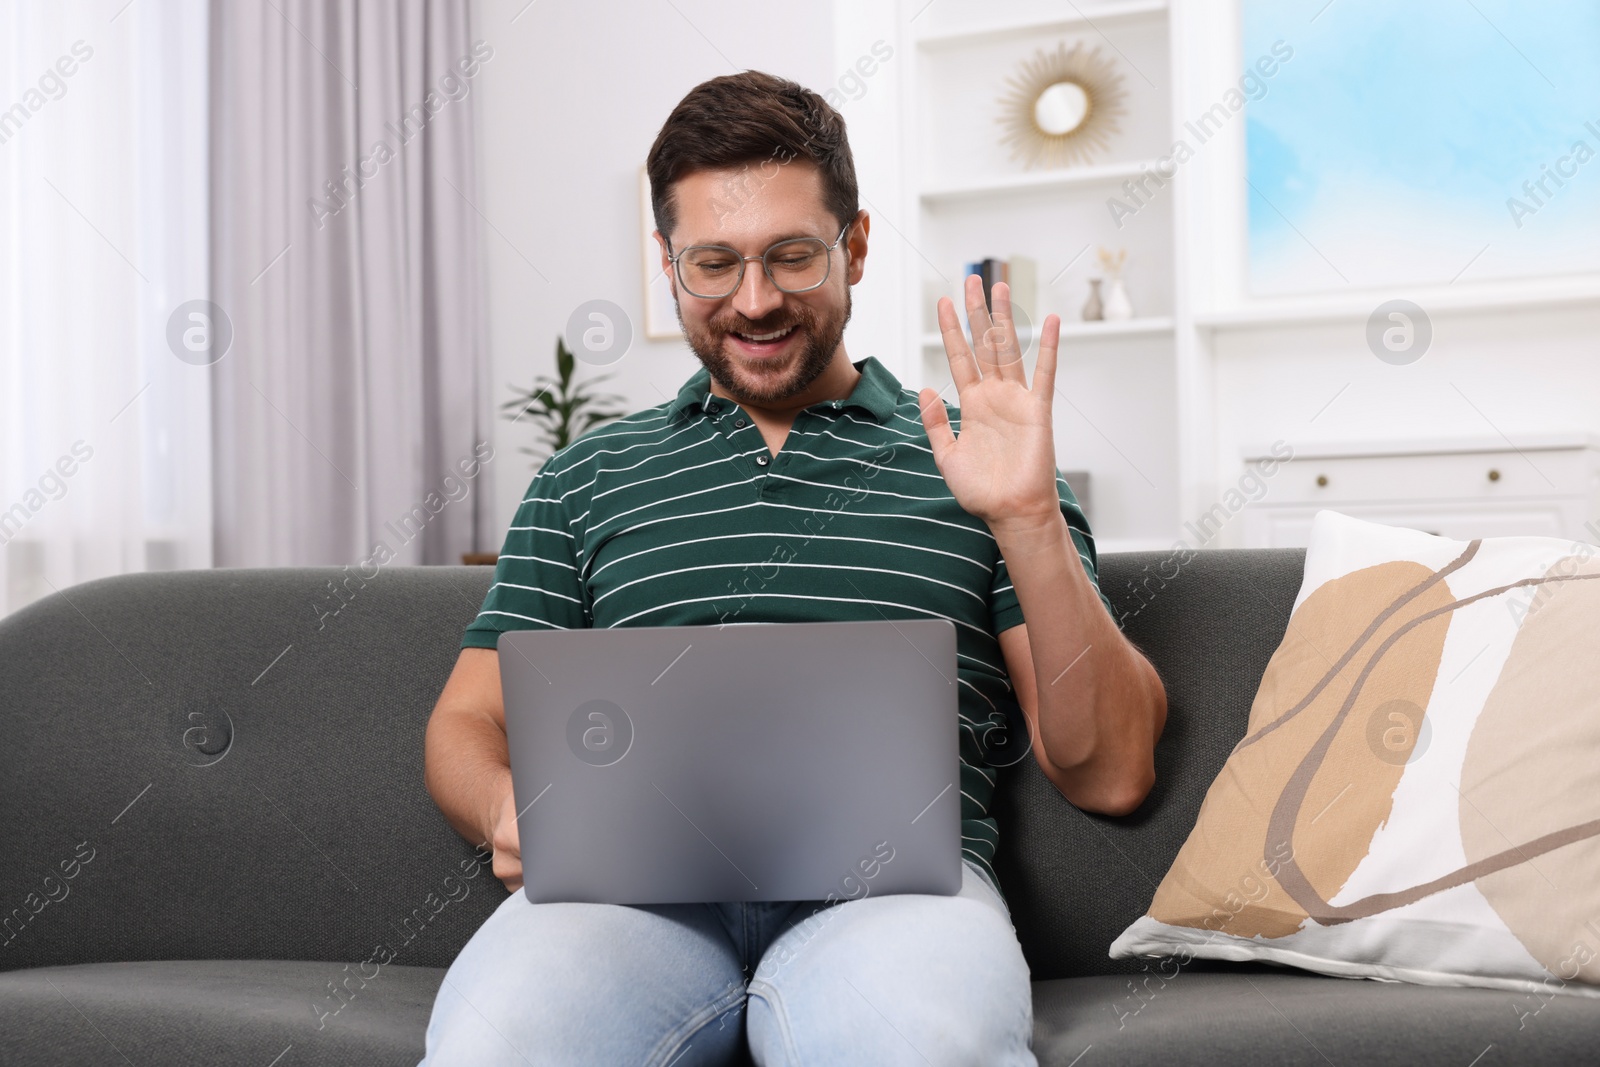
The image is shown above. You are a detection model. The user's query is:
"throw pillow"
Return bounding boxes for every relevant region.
[1111,509,1600,996]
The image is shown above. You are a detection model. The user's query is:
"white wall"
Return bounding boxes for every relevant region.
[468,0,834,533]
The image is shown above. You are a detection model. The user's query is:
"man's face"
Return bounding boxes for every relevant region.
[658,161,865,407]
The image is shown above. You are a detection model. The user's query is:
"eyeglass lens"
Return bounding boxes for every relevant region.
[678,238,831,298]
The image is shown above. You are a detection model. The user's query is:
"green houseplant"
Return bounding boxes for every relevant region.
[501,336,628,468]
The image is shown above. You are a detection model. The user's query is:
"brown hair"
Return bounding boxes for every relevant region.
[645,70,858,244]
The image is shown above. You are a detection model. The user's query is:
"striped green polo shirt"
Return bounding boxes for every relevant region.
[463,354,1112,900]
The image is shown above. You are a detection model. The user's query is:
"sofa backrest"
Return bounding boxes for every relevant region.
[993,548,1306,980]
[0,566,502,973]
[0,550,1305,979]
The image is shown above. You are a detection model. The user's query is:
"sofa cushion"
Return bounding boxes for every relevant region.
[993,548,1309,981]
[11,962,1596,1066]
[0,960,443,1066]
[0,566,504,973]
[1030,970,1600,1066]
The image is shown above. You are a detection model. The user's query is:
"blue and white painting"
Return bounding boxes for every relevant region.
[1243,0,1600,295]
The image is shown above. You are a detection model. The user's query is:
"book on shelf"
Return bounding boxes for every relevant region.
[957,255,1038,337]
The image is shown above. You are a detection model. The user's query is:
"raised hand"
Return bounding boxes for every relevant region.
[917,275,1063,531]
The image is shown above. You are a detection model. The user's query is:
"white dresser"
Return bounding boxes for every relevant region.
[1239,434,1600,547]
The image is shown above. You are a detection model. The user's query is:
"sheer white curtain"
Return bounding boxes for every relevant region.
[0,0,212,617]
[1,0,492,618]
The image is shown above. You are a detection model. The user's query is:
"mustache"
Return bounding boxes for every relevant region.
[710,309,814,335]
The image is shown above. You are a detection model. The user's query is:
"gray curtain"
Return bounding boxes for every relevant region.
[209,0,493,567]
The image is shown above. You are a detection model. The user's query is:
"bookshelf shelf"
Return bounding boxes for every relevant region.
[1058,316,1174,340]
[917,317,1174,347]
[919,160,1163,206]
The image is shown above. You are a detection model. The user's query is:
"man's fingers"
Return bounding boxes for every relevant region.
[1033,313,1061,400]
[493,851,522,888]
[918,386,956,465]
[964,274,996,367]
[935,296,981,392]
[985,282,1026,381]
[490,787,523,892]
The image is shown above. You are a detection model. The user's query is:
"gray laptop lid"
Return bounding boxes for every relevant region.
[499,619,961,905]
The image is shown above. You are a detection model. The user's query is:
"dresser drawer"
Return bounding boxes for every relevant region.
[1263,450,1594,505]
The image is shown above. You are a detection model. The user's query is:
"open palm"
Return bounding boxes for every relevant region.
[917,276,1063,528]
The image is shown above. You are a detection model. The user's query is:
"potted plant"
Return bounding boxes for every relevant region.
[501,336,629,467]
[462,338,628,566]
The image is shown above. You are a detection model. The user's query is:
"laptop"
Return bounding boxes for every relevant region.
[498,618,962,905]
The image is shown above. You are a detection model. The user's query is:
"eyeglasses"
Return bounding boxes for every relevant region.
[665,222,852,299]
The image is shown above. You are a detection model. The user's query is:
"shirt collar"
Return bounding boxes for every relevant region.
[666,356,901,425]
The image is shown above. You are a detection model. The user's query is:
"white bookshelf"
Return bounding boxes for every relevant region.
[842,0,1186,546]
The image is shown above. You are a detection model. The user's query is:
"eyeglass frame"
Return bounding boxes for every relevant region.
[663,220,854,299]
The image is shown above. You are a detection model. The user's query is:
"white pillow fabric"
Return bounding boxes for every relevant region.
[1111,510,1600,996]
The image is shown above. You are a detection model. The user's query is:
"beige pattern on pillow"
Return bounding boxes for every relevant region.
[1462,554,1600,984]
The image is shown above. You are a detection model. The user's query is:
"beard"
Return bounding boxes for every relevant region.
[678,285,853,408]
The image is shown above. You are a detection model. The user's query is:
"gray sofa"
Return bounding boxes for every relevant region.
[2,552,1595,1065]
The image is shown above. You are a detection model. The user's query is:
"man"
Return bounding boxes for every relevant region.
[419,70,1166,1066]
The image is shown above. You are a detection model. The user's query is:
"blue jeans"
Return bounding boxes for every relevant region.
[418,859,1038,1065]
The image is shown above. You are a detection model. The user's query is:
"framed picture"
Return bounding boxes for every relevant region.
[639,168,683,341]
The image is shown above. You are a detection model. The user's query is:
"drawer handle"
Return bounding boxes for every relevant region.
[1487,468,1501,482]
[1316,474,1329,488]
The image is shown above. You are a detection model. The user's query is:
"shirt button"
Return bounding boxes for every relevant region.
[706,402,719,414]
[756,455,769,466]
[735,418,747,428]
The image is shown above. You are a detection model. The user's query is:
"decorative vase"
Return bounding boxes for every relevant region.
[1103,277,1133,321]
[1082,278,1104,322]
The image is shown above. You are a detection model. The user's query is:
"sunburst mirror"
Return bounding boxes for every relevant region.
[998,41,1126,169]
